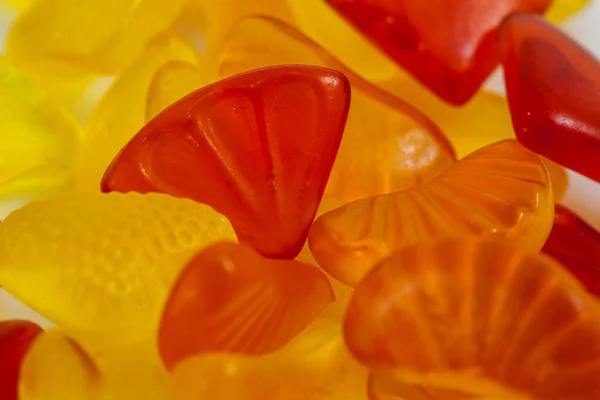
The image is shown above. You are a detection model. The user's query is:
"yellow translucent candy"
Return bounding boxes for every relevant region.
[0,192,236,343]
[173,294,368,400]
[76,33,201,192]
[1,0,31,10]
[546,0,589,23]
[6,0,187,74]
[147,60,209,120]
[19,330,102,400]
[0,57,82,199]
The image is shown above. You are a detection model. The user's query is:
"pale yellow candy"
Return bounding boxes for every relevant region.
[19,330,102,400]
[6,0,187,74]
[0,57,82,200]
[0,192,236,343]
[76,33,201,192]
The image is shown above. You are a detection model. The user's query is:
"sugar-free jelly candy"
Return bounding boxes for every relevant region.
[76,33,201,192]
[546,0,590,23]
[159,242,334,371]
[345,238,600,399]
[501,14,600,183]
[6,0,186,74]
[0,57,82,199]
[309,140,554,287]
[0,320,42,400]
[0,192,235,341]
[543,205,600,297]
[221,16,455,202]
[102,65,350,259]
[325,0,551,105]
[173,294,368,400]
[19,330,102,400]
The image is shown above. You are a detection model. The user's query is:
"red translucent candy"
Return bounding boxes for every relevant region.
[543,205,600,297]
[501,14,600,183]
[102,66,351,258]
[0,320,43,400]
[159,242,334,371]
[325,0,551,104]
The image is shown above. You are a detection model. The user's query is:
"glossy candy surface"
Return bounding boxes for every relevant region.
[325,0,551,104]
[0,320,42,400]
[173,294,368,400]
[0,192,235,341]
[543,205,600,297]
[345,238,600,399]
[501,13,600,184]
[309,140,554,287]
[19,330,101,400]
[102,65,351,259]
[159,242,334,371]
[221,16,455,202]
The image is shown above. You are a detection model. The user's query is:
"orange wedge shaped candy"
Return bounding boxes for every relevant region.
[309,140,554,287]
[220,16,455,202]
[102,65,350,259]
[344,237,600,399]
[159,242,334,371]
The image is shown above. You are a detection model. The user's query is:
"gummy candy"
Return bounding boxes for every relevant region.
[325,0,551,105]
[0,57,82,199]
[543,157,569,202]
[309,140,554,287]
[77,33,201,192]
[501,13,600,184]
[344,237,600,399]
[159,242,334,371]
[220,16,455,202]
[543,205,600,297]
[546,0,590,23]
[0,320,42,400]
[102,65,350,259]
[6,0,186,74]
[19,330,102,400]
[173,293,369,400]
[0,192,236,342]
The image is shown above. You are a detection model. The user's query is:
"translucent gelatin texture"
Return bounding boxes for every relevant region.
[0,192,236,341]
[159,242,334,370]
[102,65,350,259]
[221,16,455,202]
[173,294,368,400]
[345,238,600,399]
[543,205,600,297]
[325,0,551,104]
[501,13,600,184]
[309,140,554,287]
[0,321,42,400]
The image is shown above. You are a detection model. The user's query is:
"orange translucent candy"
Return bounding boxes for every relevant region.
[344,237,600,399]
[309,140,554,287]
[220,16,455,202]
[159,242,334,371]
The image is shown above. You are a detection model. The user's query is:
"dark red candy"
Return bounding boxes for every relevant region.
[501,13,600,183]
[542,205,600,297]
[0,320,43,400]
[325,0,551,105]
[102,65,351,259]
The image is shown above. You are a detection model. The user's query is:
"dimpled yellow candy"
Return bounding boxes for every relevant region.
[19,330,102,400]
[173,294,368,400]
[546,0,589,23]
[6,0,186,74]
[76,33,201,192]
[0,57,82,199]
[0,192,236,342]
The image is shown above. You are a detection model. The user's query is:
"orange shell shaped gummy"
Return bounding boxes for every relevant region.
[309,140,554,287]
[344,237,600,399]
[159,242,334,371]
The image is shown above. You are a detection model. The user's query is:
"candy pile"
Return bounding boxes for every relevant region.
[0,0,599,399]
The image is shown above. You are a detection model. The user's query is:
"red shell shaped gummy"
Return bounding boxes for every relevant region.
[325,0,551,105]
[0,320,43,400]
[542,205,600,297]
[102,65,351,259]
[501,13,600,184]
